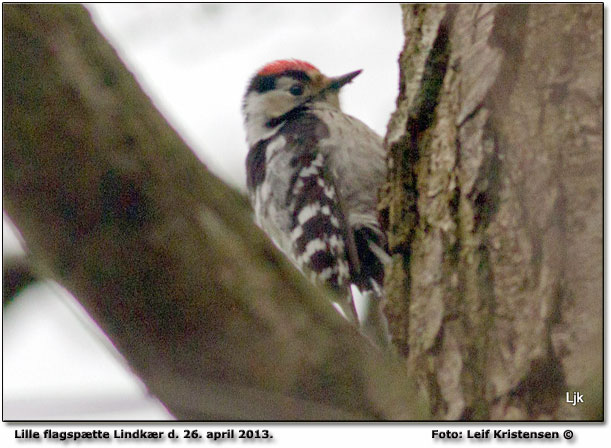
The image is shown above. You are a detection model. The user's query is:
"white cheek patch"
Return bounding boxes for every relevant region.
[243,89,300,147]
[265,93,293,117]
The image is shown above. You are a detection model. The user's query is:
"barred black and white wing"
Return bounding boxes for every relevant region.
[287,152,350,288]
[245,107,389,324]
[246,113,358,320]
[289,151,366,321]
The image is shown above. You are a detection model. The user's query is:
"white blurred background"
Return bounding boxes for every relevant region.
[2,3,404,420]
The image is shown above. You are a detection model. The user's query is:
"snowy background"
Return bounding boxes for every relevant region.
[2,3,404,420]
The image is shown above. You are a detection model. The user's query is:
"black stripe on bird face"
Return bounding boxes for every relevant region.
[248,70,312,94]
[250,75,276,93]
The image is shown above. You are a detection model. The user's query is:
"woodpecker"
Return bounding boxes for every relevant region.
[242,59,389,323]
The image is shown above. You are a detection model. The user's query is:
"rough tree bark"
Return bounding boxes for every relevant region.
[3,4,423,420]
[380,4,602,420]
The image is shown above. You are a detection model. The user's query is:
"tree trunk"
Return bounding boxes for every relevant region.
[3,4,423,420]
[381,4,602,420]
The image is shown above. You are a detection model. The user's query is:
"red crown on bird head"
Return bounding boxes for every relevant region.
[257,59,319,76]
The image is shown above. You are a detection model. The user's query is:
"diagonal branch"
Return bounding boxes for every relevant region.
[2,4,424,420]
[3,255,37,305]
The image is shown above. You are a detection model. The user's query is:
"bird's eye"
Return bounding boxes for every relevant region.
[289,84,304,96]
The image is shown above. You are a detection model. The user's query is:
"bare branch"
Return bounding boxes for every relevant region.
[3,4,423,420]
[3,255,37,305]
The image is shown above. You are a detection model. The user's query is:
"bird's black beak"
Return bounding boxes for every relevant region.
[327,69,362,91]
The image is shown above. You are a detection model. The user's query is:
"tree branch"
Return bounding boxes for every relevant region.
[3,255,37,305]
[3,4,424,420]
